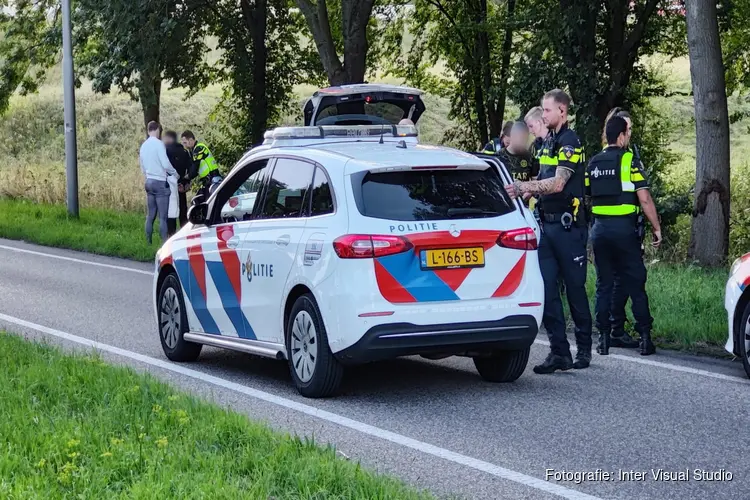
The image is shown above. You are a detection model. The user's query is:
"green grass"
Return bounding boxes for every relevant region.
[0,198,158,262]
[0,332,431,499]
[0,198,730,350]
[583,263,728,352]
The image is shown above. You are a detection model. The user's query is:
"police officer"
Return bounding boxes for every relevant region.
[524,106,546,159]
[602,108,642,349]
[498,121,540,182]
[505,89,593,373]
[180,130,222,202]
[586,116,661,356]
[482,121,513,155]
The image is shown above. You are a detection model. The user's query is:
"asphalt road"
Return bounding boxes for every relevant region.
[0,238,747,500]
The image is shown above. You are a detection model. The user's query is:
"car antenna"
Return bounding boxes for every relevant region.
[379,124,385,145]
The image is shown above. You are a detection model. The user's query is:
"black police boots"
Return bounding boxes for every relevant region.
[639,331,656,356]
[533,352,574,374]
[596,331,610,356]
[610,329,640,348]
[573,349,591,369]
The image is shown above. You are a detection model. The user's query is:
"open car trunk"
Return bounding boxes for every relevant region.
[304,84,426,127]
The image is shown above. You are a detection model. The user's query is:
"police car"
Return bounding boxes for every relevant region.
[153,84,544,398]
[725,252,750,378]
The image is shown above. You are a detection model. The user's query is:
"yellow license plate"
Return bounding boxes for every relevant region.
[420,247,485,269]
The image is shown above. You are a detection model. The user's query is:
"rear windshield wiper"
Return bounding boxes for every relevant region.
[446,208,501,218]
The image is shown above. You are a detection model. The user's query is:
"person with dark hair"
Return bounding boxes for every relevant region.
[505,89,593,373]
[139,121,177,244]
[481,120,513,155]
[601,107,644,349]
[586,115,662,356]
[163,130,192,230]
[181,130,221,202]
[498,121,540,183]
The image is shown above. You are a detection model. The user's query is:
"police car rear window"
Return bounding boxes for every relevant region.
[357,168,514,221]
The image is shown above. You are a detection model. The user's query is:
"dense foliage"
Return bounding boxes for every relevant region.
[0,0,745,265]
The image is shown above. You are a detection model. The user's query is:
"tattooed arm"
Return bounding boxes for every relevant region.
[505,167,572,199]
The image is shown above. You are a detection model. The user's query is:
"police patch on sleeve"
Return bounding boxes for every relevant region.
[561,145,574,159]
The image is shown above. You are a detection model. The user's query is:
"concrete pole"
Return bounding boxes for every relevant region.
[62,0,79,217]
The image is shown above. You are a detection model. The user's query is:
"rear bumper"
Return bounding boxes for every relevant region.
[334,315,538,364]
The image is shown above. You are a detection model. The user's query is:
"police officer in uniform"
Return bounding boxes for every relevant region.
[505,89,593,373]
[180,130,222,202]
[602,108,644,349]
[498,121,540,183]
[586,116,661,356]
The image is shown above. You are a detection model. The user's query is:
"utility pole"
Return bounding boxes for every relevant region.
[62,0,79,217]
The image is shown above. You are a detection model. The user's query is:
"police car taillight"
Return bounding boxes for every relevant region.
[497,227,537,250]
[333,235,413,259]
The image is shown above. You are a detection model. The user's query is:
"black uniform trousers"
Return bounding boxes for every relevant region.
[538,222,593,356]
[591,217,653,335]
[178,188,188,228]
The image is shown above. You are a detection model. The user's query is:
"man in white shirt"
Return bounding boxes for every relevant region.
[139,121,178,244]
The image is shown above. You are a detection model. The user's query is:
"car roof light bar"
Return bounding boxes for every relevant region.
[263,125,418,143]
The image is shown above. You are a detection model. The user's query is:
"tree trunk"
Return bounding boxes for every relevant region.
[686,0,730,266]
[341,0,370,83]
[242,0,268,145]
[475,0,499,137]
[496,0,515,124]
[296,0,375,85]
[139,76,161,132]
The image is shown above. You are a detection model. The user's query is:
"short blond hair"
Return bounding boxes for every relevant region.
[524,106,543,123]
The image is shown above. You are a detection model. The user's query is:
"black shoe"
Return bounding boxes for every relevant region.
[533,353,574,374]
[573,349,591,369]
[639,336,656,356]
[610,330,640,349]
[596,332,610,356]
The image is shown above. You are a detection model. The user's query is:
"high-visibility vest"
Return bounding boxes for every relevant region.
[194,142,219,179]
[586,147,646,216]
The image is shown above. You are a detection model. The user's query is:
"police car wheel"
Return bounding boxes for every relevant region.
[285,293,344,398]
[158,273,202,362]
[739,302,750,379]
[473,347,530,383]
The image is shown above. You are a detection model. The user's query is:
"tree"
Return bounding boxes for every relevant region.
[75,0,212,128]
[509,0,682,155]
[685,0,730,266]
[0,1,61,116]
[385,0,512,148]
[294,0,378,85]
[201,0,323,165]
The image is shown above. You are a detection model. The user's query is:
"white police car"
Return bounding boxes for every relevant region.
[725,252,750,377]
[153,85,543,398]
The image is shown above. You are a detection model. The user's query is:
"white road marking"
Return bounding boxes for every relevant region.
[0,244,152,276]
[2,243,747,385]
[0,312,601,500]
[533,339,750,385]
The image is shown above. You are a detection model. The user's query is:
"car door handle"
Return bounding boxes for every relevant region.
[276,234,290,247]
[226,235,240,249]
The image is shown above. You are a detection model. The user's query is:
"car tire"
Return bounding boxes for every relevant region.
[285,293,344,398]
[158,273,202,362]
[473,347,530,383]
[739,302,750,379]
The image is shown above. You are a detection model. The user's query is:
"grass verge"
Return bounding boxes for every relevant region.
[0,198,729,350]
[0,332,431,499]
[0,198,158,262]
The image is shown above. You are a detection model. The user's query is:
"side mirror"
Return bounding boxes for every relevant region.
[188,202,209,226]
